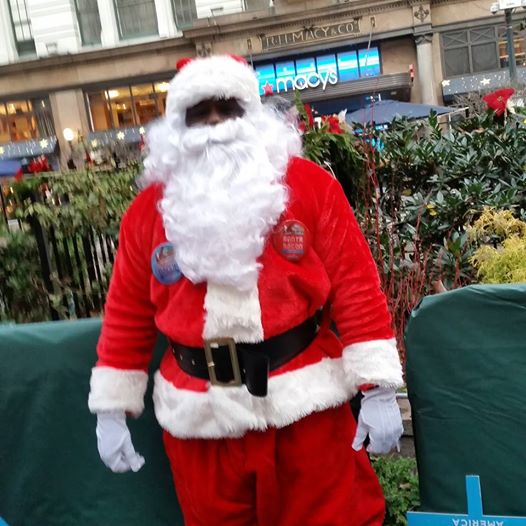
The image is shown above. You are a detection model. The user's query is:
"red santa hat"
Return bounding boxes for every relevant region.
[166,55,261,116]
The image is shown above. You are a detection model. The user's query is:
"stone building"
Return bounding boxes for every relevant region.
[0,0,523,165]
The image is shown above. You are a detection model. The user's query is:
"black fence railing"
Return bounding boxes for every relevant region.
[0,169,137,323]
[31,217,117,320]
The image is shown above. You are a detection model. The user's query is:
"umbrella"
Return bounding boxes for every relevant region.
[346,99,455,125]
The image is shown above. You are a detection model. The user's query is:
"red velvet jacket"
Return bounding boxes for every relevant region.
[88,157,403,439]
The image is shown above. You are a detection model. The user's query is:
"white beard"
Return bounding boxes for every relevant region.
[157,117,289,292]
[141,105,302,342]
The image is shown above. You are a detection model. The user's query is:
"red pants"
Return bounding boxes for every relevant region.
[163,404,385,526]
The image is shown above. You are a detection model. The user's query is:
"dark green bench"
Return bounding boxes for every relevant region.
[406,284,526,516]
[0,318,184,526]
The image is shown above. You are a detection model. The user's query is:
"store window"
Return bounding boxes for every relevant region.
[171,0,197,29]
[498,26,526,68]
[0,98,55,143]
[86,81,170,131]
[254,46,382,96]
[442,24,525,77]
[7,0,36,55]
[114,0,158,39]
[75,0,102,45]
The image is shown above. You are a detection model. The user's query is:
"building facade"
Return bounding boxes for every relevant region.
[0,0,524,167]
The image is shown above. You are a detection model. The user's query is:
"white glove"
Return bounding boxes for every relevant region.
[352,387,404,455]
[96,410,145,473]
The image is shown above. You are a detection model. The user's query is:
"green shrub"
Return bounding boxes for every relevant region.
[0,229,49,323]
[372,456,420,526]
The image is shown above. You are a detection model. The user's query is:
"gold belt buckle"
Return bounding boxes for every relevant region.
[203,337,242,387]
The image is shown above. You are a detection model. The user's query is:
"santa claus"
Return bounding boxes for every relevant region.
[88,54,404,525]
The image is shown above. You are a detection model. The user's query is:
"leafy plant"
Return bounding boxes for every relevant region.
[0,229,49,323]
[1,168,139,322]
[372,456,419,526]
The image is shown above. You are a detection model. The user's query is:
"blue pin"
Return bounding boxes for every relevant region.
[407,475,526,525]
[151,242,182,285]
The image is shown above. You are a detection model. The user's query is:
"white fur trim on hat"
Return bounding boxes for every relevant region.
[88,366,148,417]
[152,357,352,439]
[166,55,261,115]
[342,338,404,391]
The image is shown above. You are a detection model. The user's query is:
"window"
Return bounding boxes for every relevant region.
[171,0,197,29]
[7,0,35,55]
[75,0,102,45]
[0,98,54,143]
[87,81,170,131]
[337,51,359,82]
[358,48,381,77]
[441,25,525,77]
[114,0,158,39]
[498,26,526,68]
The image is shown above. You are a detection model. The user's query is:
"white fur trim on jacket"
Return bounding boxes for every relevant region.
[342,338,403,391]
[203,282,264,343]
[88,366,149,417]
[153,357,351,439]
[167,55,261,115]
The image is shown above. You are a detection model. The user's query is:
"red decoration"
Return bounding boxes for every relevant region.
[483,88,515,117]
[304,104,315,128]
[262,82,274,96]
[15,168,23,182]
[322,115,343,134]
[139,134,146,152]
[27,155,51,174]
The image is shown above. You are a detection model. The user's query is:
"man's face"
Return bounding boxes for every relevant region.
[185,98,245,127]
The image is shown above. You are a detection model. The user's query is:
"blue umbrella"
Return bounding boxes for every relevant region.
[346,99,454,125]
[0,160,22,178]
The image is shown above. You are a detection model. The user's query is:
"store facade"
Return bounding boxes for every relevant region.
[0,0,522,169]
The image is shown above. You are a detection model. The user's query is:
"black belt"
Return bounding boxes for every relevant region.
[170,316,318,397]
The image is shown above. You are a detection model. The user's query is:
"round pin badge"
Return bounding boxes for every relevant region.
[272,219,311,262]
[151,242,182,285]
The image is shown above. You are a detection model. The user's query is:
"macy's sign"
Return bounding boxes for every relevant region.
[275,70,338,93]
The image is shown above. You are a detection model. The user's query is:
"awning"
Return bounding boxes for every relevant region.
[0,160,22,178]
[346,99,455,125]
[0,136,58,161]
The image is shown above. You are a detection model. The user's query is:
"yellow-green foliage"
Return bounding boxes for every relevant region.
[467,208,526,241]
[469,209,526,284]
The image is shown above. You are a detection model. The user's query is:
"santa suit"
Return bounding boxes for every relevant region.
[89,153,403,525]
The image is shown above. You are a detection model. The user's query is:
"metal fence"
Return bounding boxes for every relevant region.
[1,183,119,322]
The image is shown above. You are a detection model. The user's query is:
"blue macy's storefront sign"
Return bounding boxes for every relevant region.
[408,476,526,526]
[255,46,381,96]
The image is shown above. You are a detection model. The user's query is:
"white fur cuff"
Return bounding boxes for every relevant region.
[342,338,404,392]
[88,366,149,417]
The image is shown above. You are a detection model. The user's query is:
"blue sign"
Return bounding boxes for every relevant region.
[408,476,526,526]
[358,47,381,77]
[254,46,381,95]
[337,51,359,82]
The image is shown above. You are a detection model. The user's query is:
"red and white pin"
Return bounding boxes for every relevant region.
[272,219,311,262]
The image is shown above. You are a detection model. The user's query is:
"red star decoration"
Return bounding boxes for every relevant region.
[262,82,274,96]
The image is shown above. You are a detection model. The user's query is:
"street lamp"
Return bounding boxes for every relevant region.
[62,128,77,170]
[490,0,526,85]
